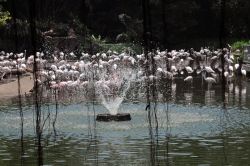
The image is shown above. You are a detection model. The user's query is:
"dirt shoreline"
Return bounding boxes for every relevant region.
[0,74,34,99]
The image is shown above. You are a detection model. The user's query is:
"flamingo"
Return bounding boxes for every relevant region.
[204,77,216,84]
[205,66,215,73]
[241,69,247,76]
[185,66,193,74]
[229,65,234,72]
[113,64,118,70]
[235,64,239,70]
[184,76,193,83]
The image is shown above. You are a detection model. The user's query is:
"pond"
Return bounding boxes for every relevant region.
[0,78,250,166]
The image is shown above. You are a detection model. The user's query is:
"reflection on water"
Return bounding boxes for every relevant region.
[205,90,215,105]
[0,79,250,165]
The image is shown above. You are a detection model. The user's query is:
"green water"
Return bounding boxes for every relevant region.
[0,79,250,166]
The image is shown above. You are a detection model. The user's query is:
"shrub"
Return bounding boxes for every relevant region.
[100,43,142,54]
[0,6,11,27]
[231,40,250,62]
[231,40,250,51]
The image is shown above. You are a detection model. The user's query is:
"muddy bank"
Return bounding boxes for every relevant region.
[0,74,33,99]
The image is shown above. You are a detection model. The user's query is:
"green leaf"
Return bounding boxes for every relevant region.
[0,11,11,27]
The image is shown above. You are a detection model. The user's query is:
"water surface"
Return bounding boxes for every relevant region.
[0,79,250,166]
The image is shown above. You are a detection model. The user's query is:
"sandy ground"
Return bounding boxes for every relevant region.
[0,74,33,99]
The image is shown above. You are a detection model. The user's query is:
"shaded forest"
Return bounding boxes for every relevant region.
[0,0,250,52]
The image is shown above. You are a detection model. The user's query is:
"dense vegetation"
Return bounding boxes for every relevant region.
[0,0,250,53]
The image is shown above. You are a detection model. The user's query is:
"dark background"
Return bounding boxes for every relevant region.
[0,0,250,52]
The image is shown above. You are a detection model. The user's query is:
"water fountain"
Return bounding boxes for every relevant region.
[95,62,135,121]
[96,113,131,121]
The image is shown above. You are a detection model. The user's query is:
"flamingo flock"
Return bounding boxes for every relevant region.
[0,47,247,98]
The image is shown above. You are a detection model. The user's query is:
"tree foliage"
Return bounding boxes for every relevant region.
[0,0,250,51]
[0,5,11,27]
